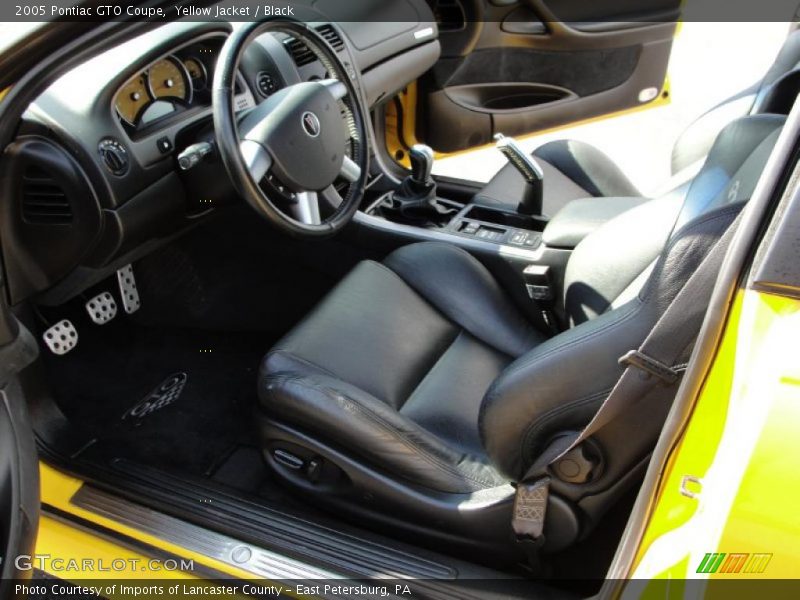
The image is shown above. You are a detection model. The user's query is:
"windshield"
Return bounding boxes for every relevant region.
[0,22,46,54]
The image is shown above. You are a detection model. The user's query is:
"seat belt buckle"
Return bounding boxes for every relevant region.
[522,265,559,334]
[619,349,681,385]
[512,477,550,542]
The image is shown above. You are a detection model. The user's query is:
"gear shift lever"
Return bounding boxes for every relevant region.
[494,134,543,215]
[409,144,435,185]
[386,144,455,225]
[393,144,436,209]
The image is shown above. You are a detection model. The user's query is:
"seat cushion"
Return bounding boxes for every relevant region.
[473,139,641,217]
[259,242,543,492]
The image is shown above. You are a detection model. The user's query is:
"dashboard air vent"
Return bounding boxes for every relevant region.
[431,0,466,31]
[283,37,316,67]
[315,24,344,51]
[21,166,73,225]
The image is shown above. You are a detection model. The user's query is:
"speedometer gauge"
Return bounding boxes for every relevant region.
[115,75,150,125]
[183,57,207,90]
[148,57,191,102]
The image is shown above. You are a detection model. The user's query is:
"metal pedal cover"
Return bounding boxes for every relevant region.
[42,319,78,355]
[116,264,141,314]
[85,292,118,325]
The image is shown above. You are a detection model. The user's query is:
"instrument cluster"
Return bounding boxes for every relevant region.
[113,42,218,131]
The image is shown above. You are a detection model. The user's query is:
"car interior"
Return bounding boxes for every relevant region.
[2,0,800,594]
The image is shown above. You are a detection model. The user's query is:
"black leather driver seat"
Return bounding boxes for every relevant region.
[257,115,784,560]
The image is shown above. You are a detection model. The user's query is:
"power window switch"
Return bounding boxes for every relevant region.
[524,234,541,248]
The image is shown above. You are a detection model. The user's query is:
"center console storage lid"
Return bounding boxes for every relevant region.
[543,196,650,249]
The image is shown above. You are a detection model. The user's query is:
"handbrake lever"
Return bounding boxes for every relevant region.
[494,133,543,215]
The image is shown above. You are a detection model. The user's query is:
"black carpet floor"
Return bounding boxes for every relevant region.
[42,316,271,477]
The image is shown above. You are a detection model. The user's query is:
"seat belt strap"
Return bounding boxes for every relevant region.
[512,212,741,543]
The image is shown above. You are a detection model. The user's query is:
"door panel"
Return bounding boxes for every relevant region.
[0,278,39,595]
[419,0,678,152]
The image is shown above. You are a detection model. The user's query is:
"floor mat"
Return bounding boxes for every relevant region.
[42,318,271,476]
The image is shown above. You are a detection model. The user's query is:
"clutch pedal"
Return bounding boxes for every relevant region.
[116,264,141,314]
[42,319,78,355]
[85,292,118,325]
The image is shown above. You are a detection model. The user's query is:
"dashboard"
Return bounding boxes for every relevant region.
[0,2,441,307]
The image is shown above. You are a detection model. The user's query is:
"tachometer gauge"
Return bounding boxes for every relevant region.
[148,57,191,103]
[183,57,207,90]
[115,74,151,125]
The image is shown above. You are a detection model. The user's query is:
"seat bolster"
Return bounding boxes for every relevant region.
[259,368,507,494]
[533,139,641,199]
[479,301,650,480]
[670,94,756,175]
[384,242,544,357]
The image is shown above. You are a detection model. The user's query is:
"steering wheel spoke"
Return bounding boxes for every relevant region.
[319,184,344,210]
[319,78,348,100]
[239,140,272,182]
[339,155,361,183]
[293,191,322,225]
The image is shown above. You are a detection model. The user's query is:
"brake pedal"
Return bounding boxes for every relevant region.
[42,319,78,355]
[116,264,141,314]
[85,292,118,325]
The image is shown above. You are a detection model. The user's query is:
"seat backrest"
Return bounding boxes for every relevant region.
[479,115,784,539]
[670,29,800,175]
[562,114,785,327]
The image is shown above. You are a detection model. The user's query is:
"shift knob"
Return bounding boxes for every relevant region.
[409,144,434,185]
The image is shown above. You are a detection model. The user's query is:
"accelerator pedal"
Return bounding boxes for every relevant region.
[85,292,118,325]
[116,264,141,314]
[42,319,78,355]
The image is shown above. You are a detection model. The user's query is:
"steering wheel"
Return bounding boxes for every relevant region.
[213,21,369,237]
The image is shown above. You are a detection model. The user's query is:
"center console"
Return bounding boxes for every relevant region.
[365,195,546,249]
[354,138,646,332]
[448,204,546,248]
[362,139,550,256]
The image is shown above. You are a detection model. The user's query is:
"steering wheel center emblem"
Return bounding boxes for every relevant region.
[302,111,321,137]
